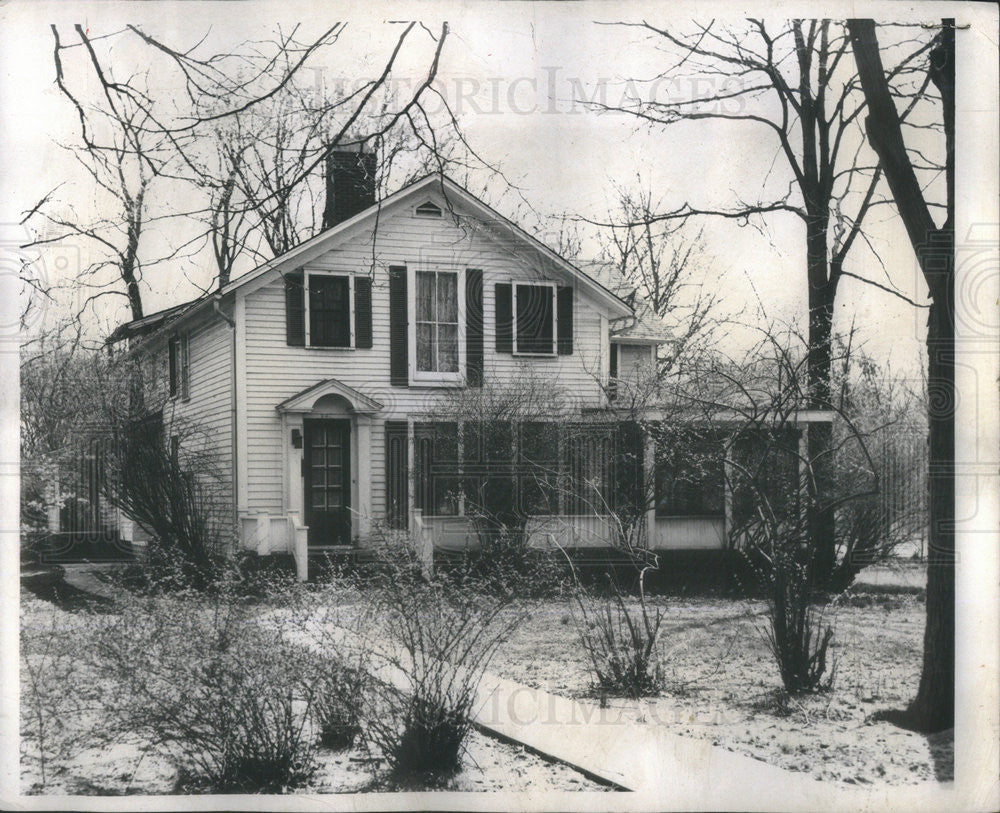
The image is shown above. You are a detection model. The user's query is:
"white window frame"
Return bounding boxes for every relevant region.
[512,280,557,357]
[304,270,355,350]
[408,265,466,386]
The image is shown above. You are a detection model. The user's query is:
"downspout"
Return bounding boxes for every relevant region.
[212,297,239,541]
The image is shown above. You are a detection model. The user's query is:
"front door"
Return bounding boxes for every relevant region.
[304,419,352,546]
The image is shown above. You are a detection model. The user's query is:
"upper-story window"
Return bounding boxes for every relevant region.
[168,334,189,400]
[413,269,463,382]
[306,272,353,348]
[514,282,556,355]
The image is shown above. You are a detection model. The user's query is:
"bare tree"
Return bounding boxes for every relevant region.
[847,17,955,734]
[25,21,496,318]
[598,180,726,372]
[585,18,940,581]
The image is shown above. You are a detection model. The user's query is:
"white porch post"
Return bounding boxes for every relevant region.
[287,414,305,526]
[355,415,372,541]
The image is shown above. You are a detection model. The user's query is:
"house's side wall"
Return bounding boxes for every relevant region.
[129,310,235,549]
[241,202,609,526]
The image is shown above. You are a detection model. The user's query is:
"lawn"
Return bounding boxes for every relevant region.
[488,580,953,786]
[19,587,610,795]
[20,562,951,795]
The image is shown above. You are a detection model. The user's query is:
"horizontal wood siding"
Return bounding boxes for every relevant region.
[242,205,609,517]
[165,313,235,542]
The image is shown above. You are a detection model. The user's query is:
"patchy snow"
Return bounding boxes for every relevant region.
[490,590,953,786]
[19,593,611,796]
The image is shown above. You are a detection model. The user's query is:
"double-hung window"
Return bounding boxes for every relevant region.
[514,282,556,355]
[306,272,353,348]
[412,268,463,383]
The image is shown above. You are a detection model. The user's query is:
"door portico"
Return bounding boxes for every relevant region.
[276,379,382,546]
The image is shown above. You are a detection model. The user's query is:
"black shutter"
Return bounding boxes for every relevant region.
[495,283,513,353]
[354,276,373,349]
[385,420,409,529]
[284,270,305,346]
[557,286,573,354]
[466,269,484,386]
[168,337,179,397]
[389,266,408,386]
[608,343,618,401]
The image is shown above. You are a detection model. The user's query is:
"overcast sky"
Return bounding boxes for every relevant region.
[3,0,989,378]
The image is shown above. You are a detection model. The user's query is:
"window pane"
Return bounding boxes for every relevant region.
[417,323,435,371]
[516,284,554,354]
[309,276,350,347]
[416,272,435,322]
[437,272,458,322]
[438,324,459,372]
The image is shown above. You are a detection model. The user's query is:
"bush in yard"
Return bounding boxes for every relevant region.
[571,562,665,698]
[732,487,836,694]
[359,543,524,783]
[84,584,356,792]
[308,658,365,750]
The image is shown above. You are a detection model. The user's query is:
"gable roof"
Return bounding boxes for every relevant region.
[108,173,633,345]
[276,378,383,415]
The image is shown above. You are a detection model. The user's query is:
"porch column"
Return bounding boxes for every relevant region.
[286,413,305,526]
[355,415,372,540]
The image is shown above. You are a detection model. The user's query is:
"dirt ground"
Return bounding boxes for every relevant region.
[490,586,953,786]
[18,591,609,795]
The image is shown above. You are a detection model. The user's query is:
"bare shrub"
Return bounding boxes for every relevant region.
[763,540,836,694]
[308,658,365,750]
[360,542,523,783]
[736,516,836,694]
[85,585,355,792]
[20,598,112,793]
[572,565,665,698]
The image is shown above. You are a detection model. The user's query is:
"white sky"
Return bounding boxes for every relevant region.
[1,0,988,378]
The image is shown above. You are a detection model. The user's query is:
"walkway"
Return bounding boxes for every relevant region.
[276,611,839,803]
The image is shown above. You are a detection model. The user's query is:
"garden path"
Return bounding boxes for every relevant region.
[273,608,954,808]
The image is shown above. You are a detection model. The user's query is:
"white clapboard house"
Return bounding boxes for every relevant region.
[97,154,732,579]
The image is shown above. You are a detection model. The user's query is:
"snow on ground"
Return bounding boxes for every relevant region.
[489,583,953,786]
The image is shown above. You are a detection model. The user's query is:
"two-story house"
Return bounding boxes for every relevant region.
[103,157,728,579]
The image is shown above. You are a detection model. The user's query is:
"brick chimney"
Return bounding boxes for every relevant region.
[322,147,377,230]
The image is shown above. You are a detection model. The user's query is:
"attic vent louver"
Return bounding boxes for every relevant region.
[415,201,443,218]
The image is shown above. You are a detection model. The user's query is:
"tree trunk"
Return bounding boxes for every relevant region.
[909,291,955,731]
[847,17,955,733]
[806,218,837,584]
